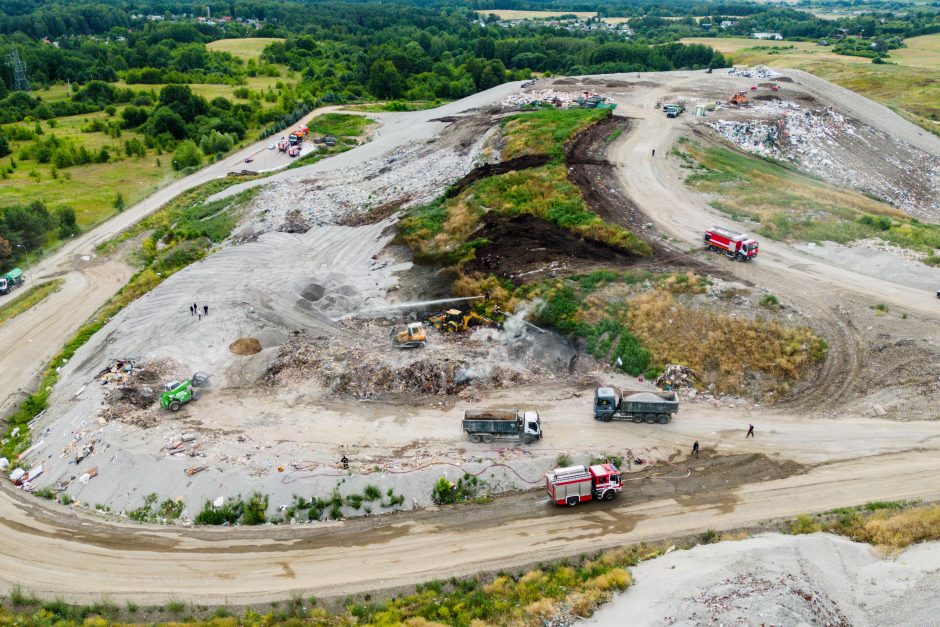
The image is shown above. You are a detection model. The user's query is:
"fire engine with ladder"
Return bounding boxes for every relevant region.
[704,226,759,261]
[546,463,622,506]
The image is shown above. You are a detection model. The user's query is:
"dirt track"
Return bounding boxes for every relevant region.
[1,73,940,604]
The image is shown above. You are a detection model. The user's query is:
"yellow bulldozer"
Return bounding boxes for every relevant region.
[391,322,428,349]
[427,309,498,334]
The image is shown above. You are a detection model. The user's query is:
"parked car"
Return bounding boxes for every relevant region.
[268,143,275,150]
[244,156,254,163]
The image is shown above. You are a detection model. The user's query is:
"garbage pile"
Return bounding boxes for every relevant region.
[706,103,940,217]
[503,89,579,108]
[727,65,779,79]
[98,358,183,427]
[655,364,698,391]
[265,332,535,400]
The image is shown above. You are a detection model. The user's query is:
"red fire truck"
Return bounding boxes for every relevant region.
[288,145,301,157]
[546,463,622,506]
[277,137,289,151]
[704,226,759,261]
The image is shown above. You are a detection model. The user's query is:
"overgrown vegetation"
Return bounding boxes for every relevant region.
[194,492,269,526]
[788,500,940,551]
[399,110,650,267]
[500,108,608,161]
[432,474,487,505]
[280,485,407,524]
[127,492,185,523]
[514,269,826,394]
[679,140,940,255]
[0,279,63,326]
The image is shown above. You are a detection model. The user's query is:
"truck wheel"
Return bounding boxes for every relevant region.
[659,414,669,424]
[191,389,201,401]
[566,496,579,507]
[470,434,482,443]
[603,490,615,501]
[602,415,612,423]
[632,415,643,424]
[482,434,494,444]
[169,401,181,412]
[645,414,656,424]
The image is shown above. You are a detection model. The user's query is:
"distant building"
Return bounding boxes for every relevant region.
[720,20,738,29]
[751,32,783,40]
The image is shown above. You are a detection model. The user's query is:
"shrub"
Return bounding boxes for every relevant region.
[172,140,203,170]
[759,293,780,308]
[364,485,382,501]
[556,453,572,467]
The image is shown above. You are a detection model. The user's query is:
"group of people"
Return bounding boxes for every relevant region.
[691,424,755,458]
[189,302,209,320]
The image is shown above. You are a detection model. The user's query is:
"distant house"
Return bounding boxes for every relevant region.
[701,22,713,30]
[751,32,783,40]
[720,20,738,29]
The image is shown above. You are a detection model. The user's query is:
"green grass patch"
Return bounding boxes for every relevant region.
[399,164,649,265]
[679,141,940,253]
[343,100,445,113]
[501,108,609,161]
[0,279,64,326]
[308,113,371,139]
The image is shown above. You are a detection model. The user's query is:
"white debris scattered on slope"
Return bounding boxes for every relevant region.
[706,102,940,219]
[503,89,579,107]
[586,533,940,627]
[246,125,494,232]
[727,65,780,79]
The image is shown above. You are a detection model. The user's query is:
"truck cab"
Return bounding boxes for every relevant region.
[594,387,618,419]
[522,410,542,440]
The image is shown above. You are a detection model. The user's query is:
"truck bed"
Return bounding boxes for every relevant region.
[463,409,518,421]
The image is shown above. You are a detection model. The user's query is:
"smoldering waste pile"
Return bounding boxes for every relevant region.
[264,319,578,400]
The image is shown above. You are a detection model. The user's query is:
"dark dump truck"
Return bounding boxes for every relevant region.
[462,409,542,444]
[593,387,679,424]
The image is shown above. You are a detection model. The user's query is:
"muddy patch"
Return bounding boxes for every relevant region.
[463,213,640,282]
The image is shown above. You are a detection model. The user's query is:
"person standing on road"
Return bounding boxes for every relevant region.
[189,304,194,316]
[746,424,755,438]
[651,148,656,157]
[692,441,700,457]
[193,302,198,314]
[203,304,209,317]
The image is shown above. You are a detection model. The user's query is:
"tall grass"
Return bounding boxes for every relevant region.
[501,108,609,162]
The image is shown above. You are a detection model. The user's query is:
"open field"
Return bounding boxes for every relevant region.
[476,9,596,19]
[0,111,176,228]
[682,36,940,129]
[205,37,284,60]
[892,33,940,68]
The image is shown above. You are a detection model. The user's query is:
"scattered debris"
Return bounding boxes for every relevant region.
[185,465,208,476]
[656,364,698,391]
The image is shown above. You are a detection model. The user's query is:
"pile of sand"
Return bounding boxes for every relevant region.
[229,338,262,355]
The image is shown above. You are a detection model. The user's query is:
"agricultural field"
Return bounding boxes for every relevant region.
[475,9,596,20]
[681,36,940,129]
[205,37,285,60]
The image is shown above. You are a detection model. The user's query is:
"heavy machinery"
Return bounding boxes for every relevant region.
[428,309,498,334]
[277,137,288,151]
[593,387,679,424]
[462,409,541,444]
[0,268,24,295]
[288,145,300,157]
[160,379,201,412]
[704,226,759,261]
[546,463,622,506]
[730,92,748,106]
[391,322,427,348]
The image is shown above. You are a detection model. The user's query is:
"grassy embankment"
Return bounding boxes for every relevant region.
[681,35,940,134]
[4,500,938,624]
[676,139,940,264]
[0,279,64,326]
[342,100,447,113]
[398,108,650,266]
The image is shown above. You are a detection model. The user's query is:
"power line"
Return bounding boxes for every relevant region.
[6,46,32,93]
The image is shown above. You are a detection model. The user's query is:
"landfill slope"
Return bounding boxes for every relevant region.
[587,534,940,626]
